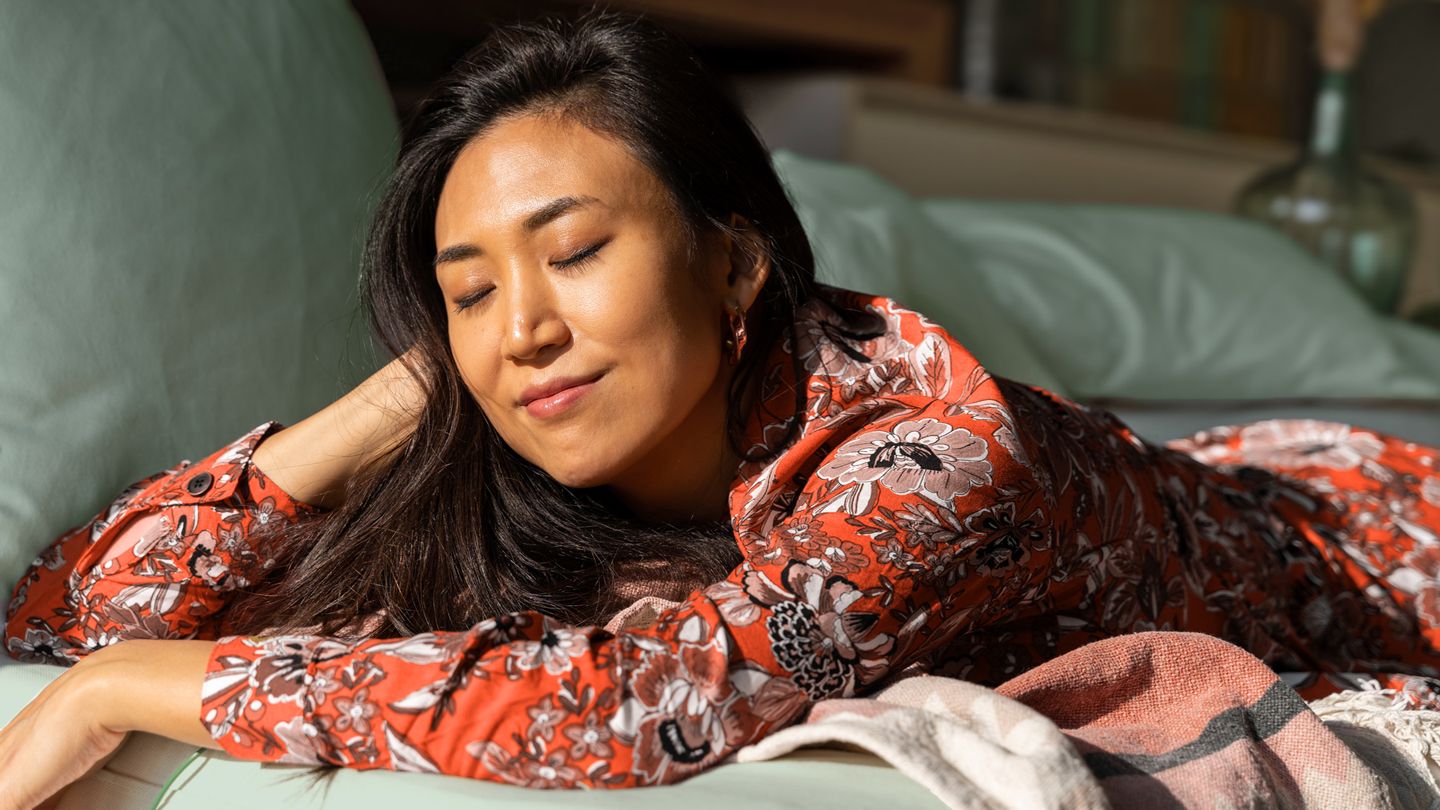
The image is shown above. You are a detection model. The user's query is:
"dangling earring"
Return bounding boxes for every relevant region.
[722,303,748,365]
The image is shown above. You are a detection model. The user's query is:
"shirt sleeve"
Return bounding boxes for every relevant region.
[4,420,326,665]
[198,393,1054,788]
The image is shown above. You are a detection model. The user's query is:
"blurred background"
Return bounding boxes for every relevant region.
[352,0,1440,322]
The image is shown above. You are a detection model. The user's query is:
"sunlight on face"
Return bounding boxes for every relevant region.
[433,112,731,489]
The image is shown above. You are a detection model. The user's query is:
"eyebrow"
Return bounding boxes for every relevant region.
[433,194,604,268]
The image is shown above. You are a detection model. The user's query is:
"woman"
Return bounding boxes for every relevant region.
[4,8,1440,804]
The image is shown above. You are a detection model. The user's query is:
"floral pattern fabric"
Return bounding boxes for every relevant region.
[7,282,1440,789]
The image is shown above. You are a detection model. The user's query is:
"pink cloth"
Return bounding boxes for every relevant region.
[732,632,1405,810]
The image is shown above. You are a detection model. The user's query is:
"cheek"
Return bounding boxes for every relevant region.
[447,326,501,405]
[639,325,722,409]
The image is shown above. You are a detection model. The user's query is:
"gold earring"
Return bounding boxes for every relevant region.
[722,304,748,365]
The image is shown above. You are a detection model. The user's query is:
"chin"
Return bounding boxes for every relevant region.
[545,460,613,489]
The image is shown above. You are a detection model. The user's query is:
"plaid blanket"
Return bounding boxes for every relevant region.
[730,631,1429,809]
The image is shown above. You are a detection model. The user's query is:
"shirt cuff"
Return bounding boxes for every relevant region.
[201,633,320,763]
[240,424,331,518]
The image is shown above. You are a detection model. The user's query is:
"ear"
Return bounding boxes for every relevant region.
[721,212,770,312]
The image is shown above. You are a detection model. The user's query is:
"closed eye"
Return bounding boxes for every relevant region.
[451,239,610,314]
[552,238,608,272]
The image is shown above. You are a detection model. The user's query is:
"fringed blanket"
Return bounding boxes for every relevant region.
[727,631,1440,809]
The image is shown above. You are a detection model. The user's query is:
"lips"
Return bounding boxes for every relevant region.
[517,371,605,407]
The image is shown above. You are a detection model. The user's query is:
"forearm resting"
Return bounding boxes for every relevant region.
[79,640,222,750]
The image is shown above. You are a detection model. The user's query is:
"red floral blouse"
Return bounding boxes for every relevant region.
[8,282,1440,788]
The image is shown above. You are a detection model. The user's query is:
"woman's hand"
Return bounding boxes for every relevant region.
[0,657,128,809]
[0,639,219,810]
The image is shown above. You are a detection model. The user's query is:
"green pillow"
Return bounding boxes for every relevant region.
[770,148,1440,401]
[0,2,399,599]
[769,149,1073,396]
[918,199,1440,400]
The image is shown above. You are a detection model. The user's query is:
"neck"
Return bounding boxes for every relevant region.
[606,358,760,526]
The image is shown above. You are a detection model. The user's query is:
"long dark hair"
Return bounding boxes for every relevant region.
[222,9,831,648]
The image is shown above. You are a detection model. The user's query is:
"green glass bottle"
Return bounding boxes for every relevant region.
[1234,68,1417,315]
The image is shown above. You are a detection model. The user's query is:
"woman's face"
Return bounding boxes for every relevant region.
[433,112,764,504]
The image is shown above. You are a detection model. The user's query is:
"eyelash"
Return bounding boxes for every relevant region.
[451,240,608,314]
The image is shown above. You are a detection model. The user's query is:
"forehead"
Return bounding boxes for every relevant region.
[435,113,666,238]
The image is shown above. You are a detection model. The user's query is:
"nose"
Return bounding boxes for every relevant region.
[499,265,568,362]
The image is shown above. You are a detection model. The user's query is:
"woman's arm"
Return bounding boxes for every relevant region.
[3,352,425,666]
[189,393,1053,788]
[4,376,1050,800]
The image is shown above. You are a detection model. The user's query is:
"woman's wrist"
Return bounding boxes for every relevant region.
[77,639,223,750]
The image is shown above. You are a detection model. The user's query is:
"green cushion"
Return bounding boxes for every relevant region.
[918,198,1440,400]
[769,149,1073,396]
[769,148,1440,402]
[0,1,398,599]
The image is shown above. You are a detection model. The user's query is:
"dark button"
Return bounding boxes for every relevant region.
[185,471,214,497]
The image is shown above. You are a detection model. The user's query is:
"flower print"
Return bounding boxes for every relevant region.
[307,667,344,708]
[1127,547,1187,625]
[506,622,589,676]
[1237,420,1385,470]
[870,536,917,571]
[519,751,583,787]
[610,624,748,784]
[243,639,315,704]
[188,532,230,586]
[246,495,286,529]
[332,688,378,735]
[741,529,785,566]
[312,714,380,766]
[216,522,248,554]
[1390,676,1440,712]
[704,578,762,627]
[9,575,31,615]
[778,518,869,575]
[526,694,564,742]
[6,626,66,664]
[563,710,614,759]
[961,500,1048,578]
[832,360,907,405]
[1415,582,1440,632]
[37,544,66,572]
[971,534,1027,577]
[910,547,968,591]
[766,601,851,699]
[1423,476,1440,507]
[891,500,964,551]
[776,517,831,549]
[906,332,953,399]
[809,536,867,575]
[269,715,329,765]
[473,741,585,789]
[817,417,993,508]
[98,585,189,640]
[746,561,895,699]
